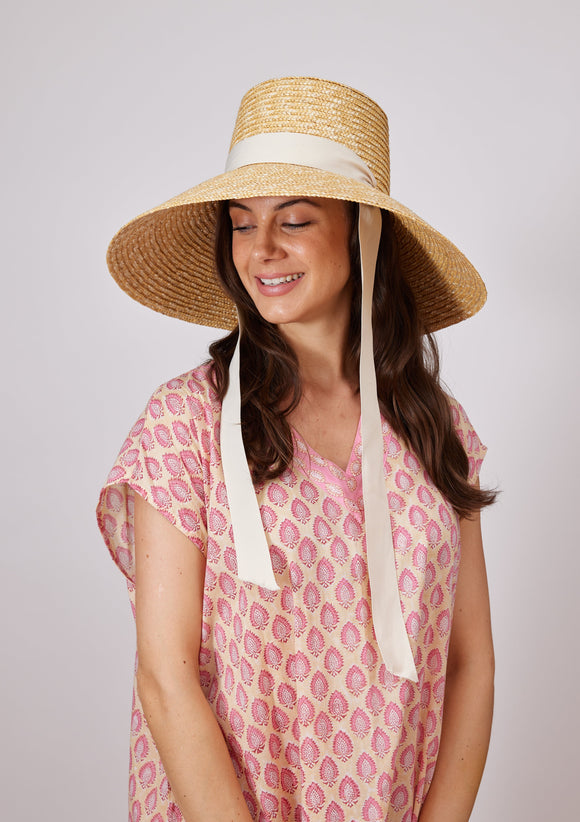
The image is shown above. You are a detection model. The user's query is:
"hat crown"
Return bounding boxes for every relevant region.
[230,77,391,194]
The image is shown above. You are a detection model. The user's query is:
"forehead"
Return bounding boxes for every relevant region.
[228,196,347,216]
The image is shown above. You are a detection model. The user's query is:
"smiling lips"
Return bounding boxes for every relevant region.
[255,271,305,296]
[259,272,304,286]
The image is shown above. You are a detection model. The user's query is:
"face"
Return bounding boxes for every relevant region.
[228,196,352,332]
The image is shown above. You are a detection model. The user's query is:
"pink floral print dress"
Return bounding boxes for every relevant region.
[97,363,486,822]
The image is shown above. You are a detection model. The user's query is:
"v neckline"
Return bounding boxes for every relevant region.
[291,415,362,478]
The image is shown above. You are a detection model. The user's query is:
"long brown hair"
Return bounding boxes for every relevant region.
[209,201,495,517]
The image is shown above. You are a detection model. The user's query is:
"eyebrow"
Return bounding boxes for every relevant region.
[228,198,322,212]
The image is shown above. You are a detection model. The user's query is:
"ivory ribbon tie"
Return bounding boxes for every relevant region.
[220,132,418,681]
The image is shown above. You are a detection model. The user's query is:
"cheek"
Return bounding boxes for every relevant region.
[231,237,243,270]
[231,241,251,289]
[327,238,352,285]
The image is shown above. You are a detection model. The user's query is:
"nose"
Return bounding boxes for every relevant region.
[251,223,285,262]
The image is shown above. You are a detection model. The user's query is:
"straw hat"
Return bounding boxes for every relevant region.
[106,76,486,333]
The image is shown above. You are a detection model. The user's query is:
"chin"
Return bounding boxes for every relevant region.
[253,304,301,327]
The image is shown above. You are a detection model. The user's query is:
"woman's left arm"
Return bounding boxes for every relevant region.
[418,507,495,822]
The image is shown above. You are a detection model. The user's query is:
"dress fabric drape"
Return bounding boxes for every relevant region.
[97,362,487,822]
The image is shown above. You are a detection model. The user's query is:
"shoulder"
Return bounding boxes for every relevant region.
[445,394,481,445]
[445,394,471,432]
[445,393,488,481]
[121,361,222,463]
[145,361,221,425]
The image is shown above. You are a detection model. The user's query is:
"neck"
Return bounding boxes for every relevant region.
[279,313,356,392]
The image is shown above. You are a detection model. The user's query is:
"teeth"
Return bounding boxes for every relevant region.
[259,273,304,286]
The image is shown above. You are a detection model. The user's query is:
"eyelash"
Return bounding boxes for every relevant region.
[231,221,311,233]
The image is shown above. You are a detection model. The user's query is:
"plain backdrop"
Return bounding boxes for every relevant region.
[2,1,578,819]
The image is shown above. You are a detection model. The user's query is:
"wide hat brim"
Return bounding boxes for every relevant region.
[107,162,486,333]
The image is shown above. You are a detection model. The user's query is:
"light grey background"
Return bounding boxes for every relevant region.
[2,1,578,819]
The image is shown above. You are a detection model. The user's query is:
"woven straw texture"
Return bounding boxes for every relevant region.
[107,77,486,332]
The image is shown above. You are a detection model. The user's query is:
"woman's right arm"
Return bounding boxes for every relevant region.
[134,492,254,822]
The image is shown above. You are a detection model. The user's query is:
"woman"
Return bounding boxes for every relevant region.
[98,77,495,822]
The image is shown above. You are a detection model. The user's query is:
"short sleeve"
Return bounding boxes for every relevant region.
[448,397,488,485]
[96,381,208,583]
